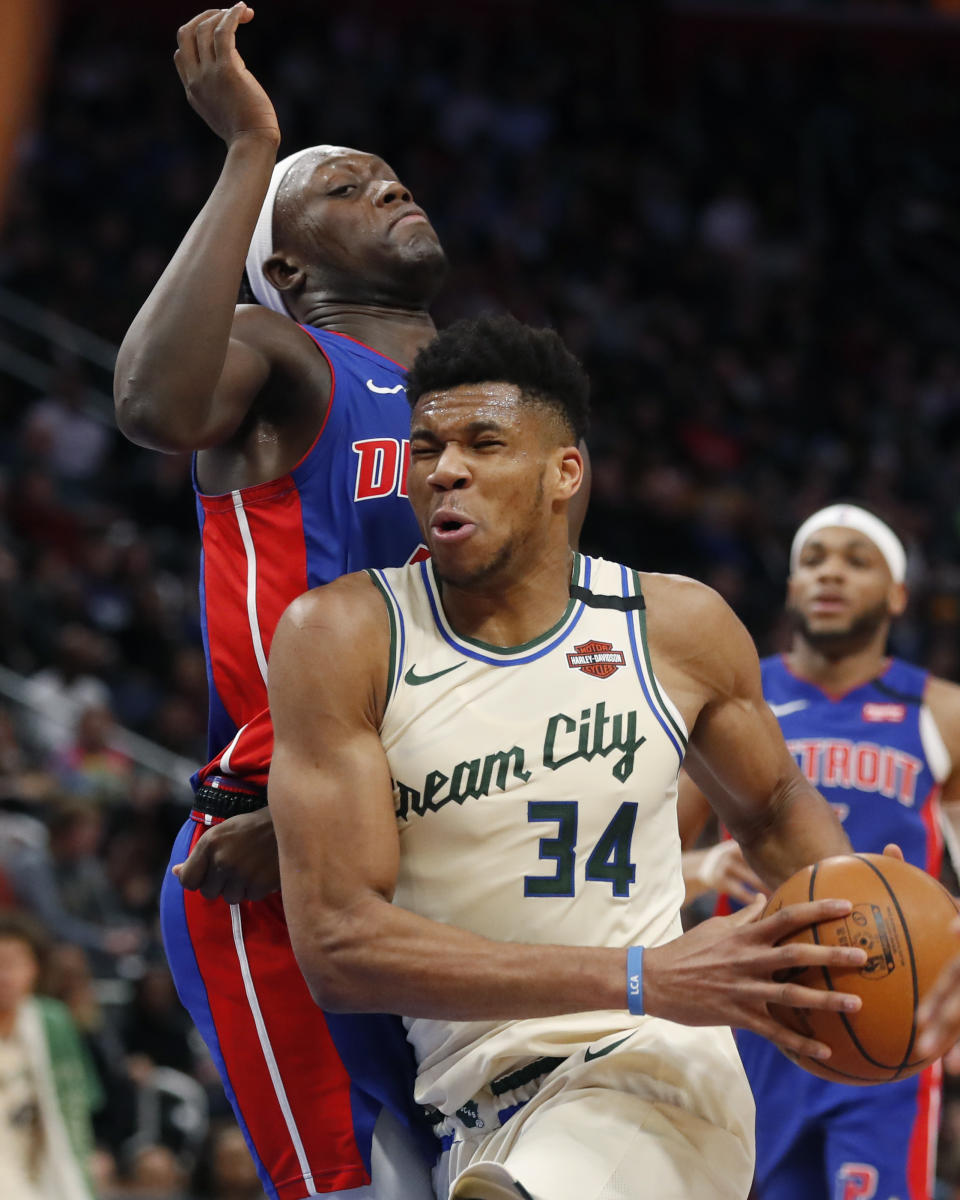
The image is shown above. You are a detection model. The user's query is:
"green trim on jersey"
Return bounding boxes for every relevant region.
[424,553,586,658]
[366,569,402,702]
[631,569,689,752]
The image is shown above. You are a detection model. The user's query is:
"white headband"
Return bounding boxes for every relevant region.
[790,504,906,583]
[245,145,354,315]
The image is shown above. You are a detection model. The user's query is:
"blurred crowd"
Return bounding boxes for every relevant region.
[2,0,960,1195]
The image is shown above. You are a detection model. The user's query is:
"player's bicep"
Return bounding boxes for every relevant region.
[685,610,799,834]
[267,584,399,913]
[195,334,273,446]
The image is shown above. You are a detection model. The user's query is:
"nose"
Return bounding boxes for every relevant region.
[427,444,470,491]
[372,179,413,207]
[815,554,846,583]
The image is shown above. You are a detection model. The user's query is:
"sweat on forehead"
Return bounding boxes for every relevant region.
[272,145,367,221]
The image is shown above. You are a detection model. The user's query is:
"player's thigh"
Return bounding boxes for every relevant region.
[161,824,387,1197]
[823,1071,939,1200]
[455,1089,751,1200]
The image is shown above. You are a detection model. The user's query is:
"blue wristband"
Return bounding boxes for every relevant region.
[626,945,645,1015]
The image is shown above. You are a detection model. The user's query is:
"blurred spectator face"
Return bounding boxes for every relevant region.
[211,1126,260,1196]
[50,806,102,859]
[0,934,39,1016]
[45,942,94,1003]
[75,703,115,751]
[136,966,179,1016]
[128,1143,186,1195]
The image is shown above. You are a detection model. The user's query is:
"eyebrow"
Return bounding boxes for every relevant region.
[410,419,507,440]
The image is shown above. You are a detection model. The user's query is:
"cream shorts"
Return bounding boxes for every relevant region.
[434,1030,754,1200]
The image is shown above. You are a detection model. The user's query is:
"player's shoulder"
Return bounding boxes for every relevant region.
[639,571,737,630]
[639,571,756,682]
[281,571,386,639]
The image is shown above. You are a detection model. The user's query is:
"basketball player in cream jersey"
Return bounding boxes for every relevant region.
[265,314,960,1200]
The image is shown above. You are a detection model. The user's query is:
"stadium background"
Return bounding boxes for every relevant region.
[3,0,960,1194]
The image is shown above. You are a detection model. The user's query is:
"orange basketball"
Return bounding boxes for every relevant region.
[762,853,958,1085]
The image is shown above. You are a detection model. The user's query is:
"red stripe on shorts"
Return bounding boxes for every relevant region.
[183,824,369,1196]
[906,1059,941,1200]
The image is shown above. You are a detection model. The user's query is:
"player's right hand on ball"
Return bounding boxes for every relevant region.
[643,897,868,1062]
[174,5,281,148]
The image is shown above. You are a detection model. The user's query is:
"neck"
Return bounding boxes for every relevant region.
[296,301,436,367]
[0,1008,17,1037]
[439,538,575,649]
[786,630,890,694]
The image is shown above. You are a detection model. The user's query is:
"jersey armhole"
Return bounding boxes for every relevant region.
[285,325,339,483]
[920,704,952,784]
[365,570,406,726]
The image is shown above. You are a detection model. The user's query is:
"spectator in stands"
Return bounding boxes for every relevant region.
[55,702,135,805]
[0,910,102,1200]
[21,360,112,486]
[23,625,112,757]
[0,803,141,972]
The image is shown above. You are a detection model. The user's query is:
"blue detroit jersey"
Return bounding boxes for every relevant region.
[195,325,426,759]
[740,655,949,1200]
[761,654,945,874]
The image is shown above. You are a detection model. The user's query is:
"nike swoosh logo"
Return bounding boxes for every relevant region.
[768,700,809,718]
[404,661,466,686]
[366,379,406,395]
[583,1033,634,1062]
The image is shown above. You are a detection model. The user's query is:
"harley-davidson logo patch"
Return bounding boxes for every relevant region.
[566,640,626,680]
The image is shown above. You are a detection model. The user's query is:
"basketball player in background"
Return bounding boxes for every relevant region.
[263,314,908,1200]
[678,503,960,1200]
[115,5,452,1196]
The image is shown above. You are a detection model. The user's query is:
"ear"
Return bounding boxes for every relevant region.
[263,253,307,299]
[554,445,584,502]
[888,580,908,619]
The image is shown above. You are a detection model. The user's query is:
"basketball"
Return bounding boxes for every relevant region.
[763,853,958,1085]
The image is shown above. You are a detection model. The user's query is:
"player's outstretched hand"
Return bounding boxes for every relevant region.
[692,840,770,904]
[173,807,281,903]
[916,911,960,1069]
[174,4,280,148]
[643,896,868,1062]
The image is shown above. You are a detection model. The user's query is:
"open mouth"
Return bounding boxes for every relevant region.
[810,596,847,613]
[431,515,477,544]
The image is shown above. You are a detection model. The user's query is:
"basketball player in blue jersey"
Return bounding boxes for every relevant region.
[678,503,960,1200]
[260,314,958,1200]
[114,6,457,1198]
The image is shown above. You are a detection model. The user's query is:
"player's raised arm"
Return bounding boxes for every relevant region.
[114,5,298,452]
[648,574,853,887]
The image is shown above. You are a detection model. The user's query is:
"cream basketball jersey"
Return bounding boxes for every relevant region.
[368,553,744,1122]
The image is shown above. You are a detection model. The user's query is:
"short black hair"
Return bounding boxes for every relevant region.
[405,313,590,442]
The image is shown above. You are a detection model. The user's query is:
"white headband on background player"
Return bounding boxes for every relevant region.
[789,504,907,583]
[245,145,355,315]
